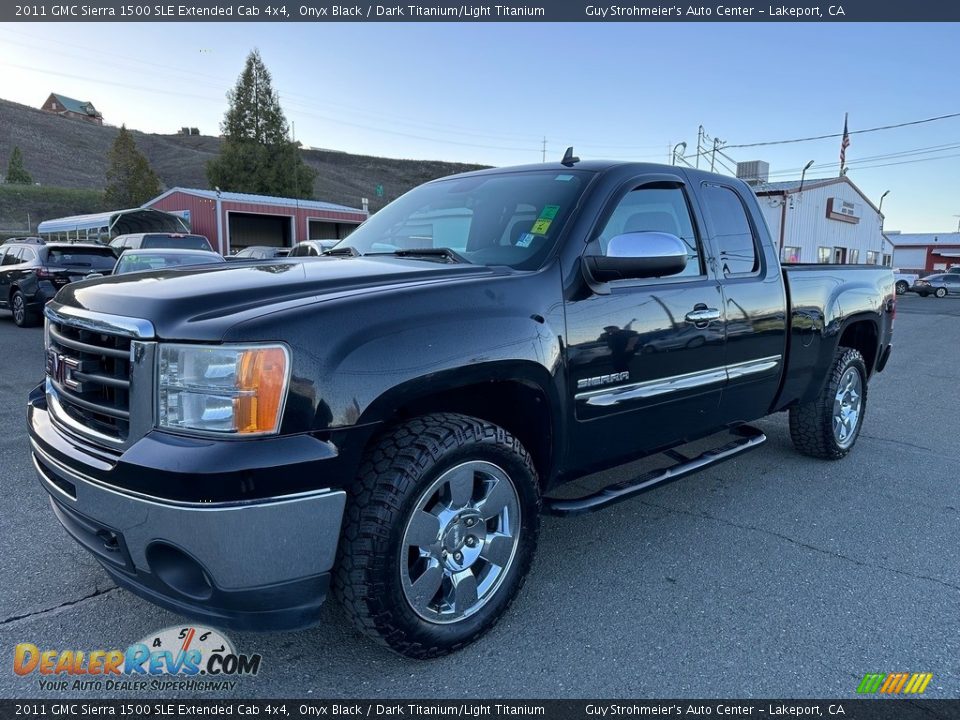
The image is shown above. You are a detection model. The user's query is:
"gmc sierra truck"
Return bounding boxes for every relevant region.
[28,160,894,658]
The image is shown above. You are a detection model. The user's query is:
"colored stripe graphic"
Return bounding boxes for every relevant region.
[857,674,885,694]
[858,672,933,694]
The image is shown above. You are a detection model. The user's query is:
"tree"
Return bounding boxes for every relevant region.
[104,125,161,207]
[207,49,316,198]
[5,146,33,185]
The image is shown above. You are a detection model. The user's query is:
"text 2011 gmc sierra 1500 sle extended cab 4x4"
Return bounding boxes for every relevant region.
[28,160,894,658]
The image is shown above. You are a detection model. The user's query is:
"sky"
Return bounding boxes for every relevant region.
[1,22,958,232]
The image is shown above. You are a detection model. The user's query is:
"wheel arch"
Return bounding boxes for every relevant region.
[356,362,562,488]
[836,315,879,377]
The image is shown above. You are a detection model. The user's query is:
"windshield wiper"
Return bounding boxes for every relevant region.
[323,246,361,257]
[373,247,472,264]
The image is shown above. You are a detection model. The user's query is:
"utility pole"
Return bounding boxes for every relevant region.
[541,137,547,163]
[710,137,722,172]
[696,125,706,168]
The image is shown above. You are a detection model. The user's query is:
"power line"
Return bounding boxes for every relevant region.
[763,140,960,178]
[723,111,960,149]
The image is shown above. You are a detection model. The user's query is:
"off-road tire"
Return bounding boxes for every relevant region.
[789,346,868,460]
[334,413,540,659]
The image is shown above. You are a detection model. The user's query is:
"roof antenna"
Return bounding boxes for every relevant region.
[561,146,580,167]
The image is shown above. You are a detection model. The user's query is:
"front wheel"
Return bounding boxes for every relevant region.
[935,287,948,298]
[335,413,540,658]
[789,346,868,460]
[895,280,908,295]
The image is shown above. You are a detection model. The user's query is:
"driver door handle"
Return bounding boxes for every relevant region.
[685,308,721,324]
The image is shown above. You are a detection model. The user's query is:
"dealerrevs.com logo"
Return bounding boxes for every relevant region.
[13,626,262,692]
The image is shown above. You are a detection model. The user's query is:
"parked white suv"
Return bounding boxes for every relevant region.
[893,269,918,295]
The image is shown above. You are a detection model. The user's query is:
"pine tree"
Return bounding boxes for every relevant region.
[5,146,33,185]
[104,126,161,207]
[207,49,316,198]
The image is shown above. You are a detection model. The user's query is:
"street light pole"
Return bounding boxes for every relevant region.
[798,160,814,193]
[671,142,687,166]
[878,190,890,216]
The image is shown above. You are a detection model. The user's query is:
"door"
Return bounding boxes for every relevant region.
[0,248,13,307]
[696,182,788,424]
[943,273,960,295]
[565,178,726,472]
[0,247,24,307]
[834,247,847,264]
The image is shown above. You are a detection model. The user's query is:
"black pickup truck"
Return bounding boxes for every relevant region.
[28,160,894,658]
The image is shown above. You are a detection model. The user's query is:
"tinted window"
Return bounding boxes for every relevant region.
[142,234,213,251]
[591,185,703,278]
[700,184,760,275]
[2,248,25,265]
[46,247,117,270]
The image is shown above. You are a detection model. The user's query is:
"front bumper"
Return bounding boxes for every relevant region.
[28,389,347,631]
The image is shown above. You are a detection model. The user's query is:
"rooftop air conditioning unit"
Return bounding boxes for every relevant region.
[736,160,770,185]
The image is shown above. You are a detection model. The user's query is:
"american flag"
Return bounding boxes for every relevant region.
[840,113,850,174]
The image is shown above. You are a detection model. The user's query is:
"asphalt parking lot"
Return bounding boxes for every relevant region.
[0,294,957,699]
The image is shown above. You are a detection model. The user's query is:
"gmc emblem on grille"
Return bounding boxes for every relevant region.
[47,351,81,390]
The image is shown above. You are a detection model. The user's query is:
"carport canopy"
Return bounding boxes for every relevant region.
[38,208,188,240]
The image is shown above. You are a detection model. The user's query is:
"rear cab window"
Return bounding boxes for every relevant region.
[699,184,761,276]
[142,234,213,251]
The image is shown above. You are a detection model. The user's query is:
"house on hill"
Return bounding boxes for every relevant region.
[40,93,103,125]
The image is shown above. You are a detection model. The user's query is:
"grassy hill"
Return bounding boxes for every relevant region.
[0,97,487,232]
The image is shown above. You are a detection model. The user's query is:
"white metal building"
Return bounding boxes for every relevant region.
[747,175,888,265]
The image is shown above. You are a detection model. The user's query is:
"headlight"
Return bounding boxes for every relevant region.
[157,343,290,436]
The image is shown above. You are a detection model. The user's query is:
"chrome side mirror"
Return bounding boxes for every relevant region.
[585,231,689,283]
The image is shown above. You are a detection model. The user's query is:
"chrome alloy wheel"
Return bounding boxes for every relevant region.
[833,367,863,448]
[400,460,521,624]
[12,294,25,325]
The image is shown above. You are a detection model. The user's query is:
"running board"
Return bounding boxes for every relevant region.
[544,425,766,517]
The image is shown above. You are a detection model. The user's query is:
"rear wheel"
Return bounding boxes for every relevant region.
[935,287,948,298]
[335,413,540,658]
[895,280,908,295]
[11,291,39,328]
[789,346,868,460]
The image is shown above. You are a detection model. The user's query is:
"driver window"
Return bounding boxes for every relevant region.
[592,186,703,278]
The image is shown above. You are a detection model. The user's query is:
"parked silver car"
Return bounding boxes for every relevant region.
[911,272,960,297]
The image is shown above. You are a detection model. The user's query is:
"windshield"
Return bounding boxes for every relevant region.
[330,170,591,270]
[45,247,117,270]
[142,234,213,250]
[115,252,224,274]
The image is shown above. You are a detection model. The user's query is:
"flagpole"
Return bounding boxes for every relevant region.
[840,112,850,177]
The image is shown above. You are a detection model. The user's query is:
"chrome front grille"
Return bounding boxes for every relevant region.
[44,305,156,450]
[46,319,133,440]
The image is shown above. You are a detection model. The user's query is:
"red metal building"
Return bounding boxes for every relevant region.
[886,231,960,273]
[145,188,368,255]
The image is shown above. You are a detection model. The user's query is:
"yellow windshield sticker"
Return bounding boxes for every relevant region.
[531,219,552,235]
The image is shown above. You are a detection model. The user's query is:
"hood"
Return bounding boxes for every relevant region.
[53,256,493,339]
